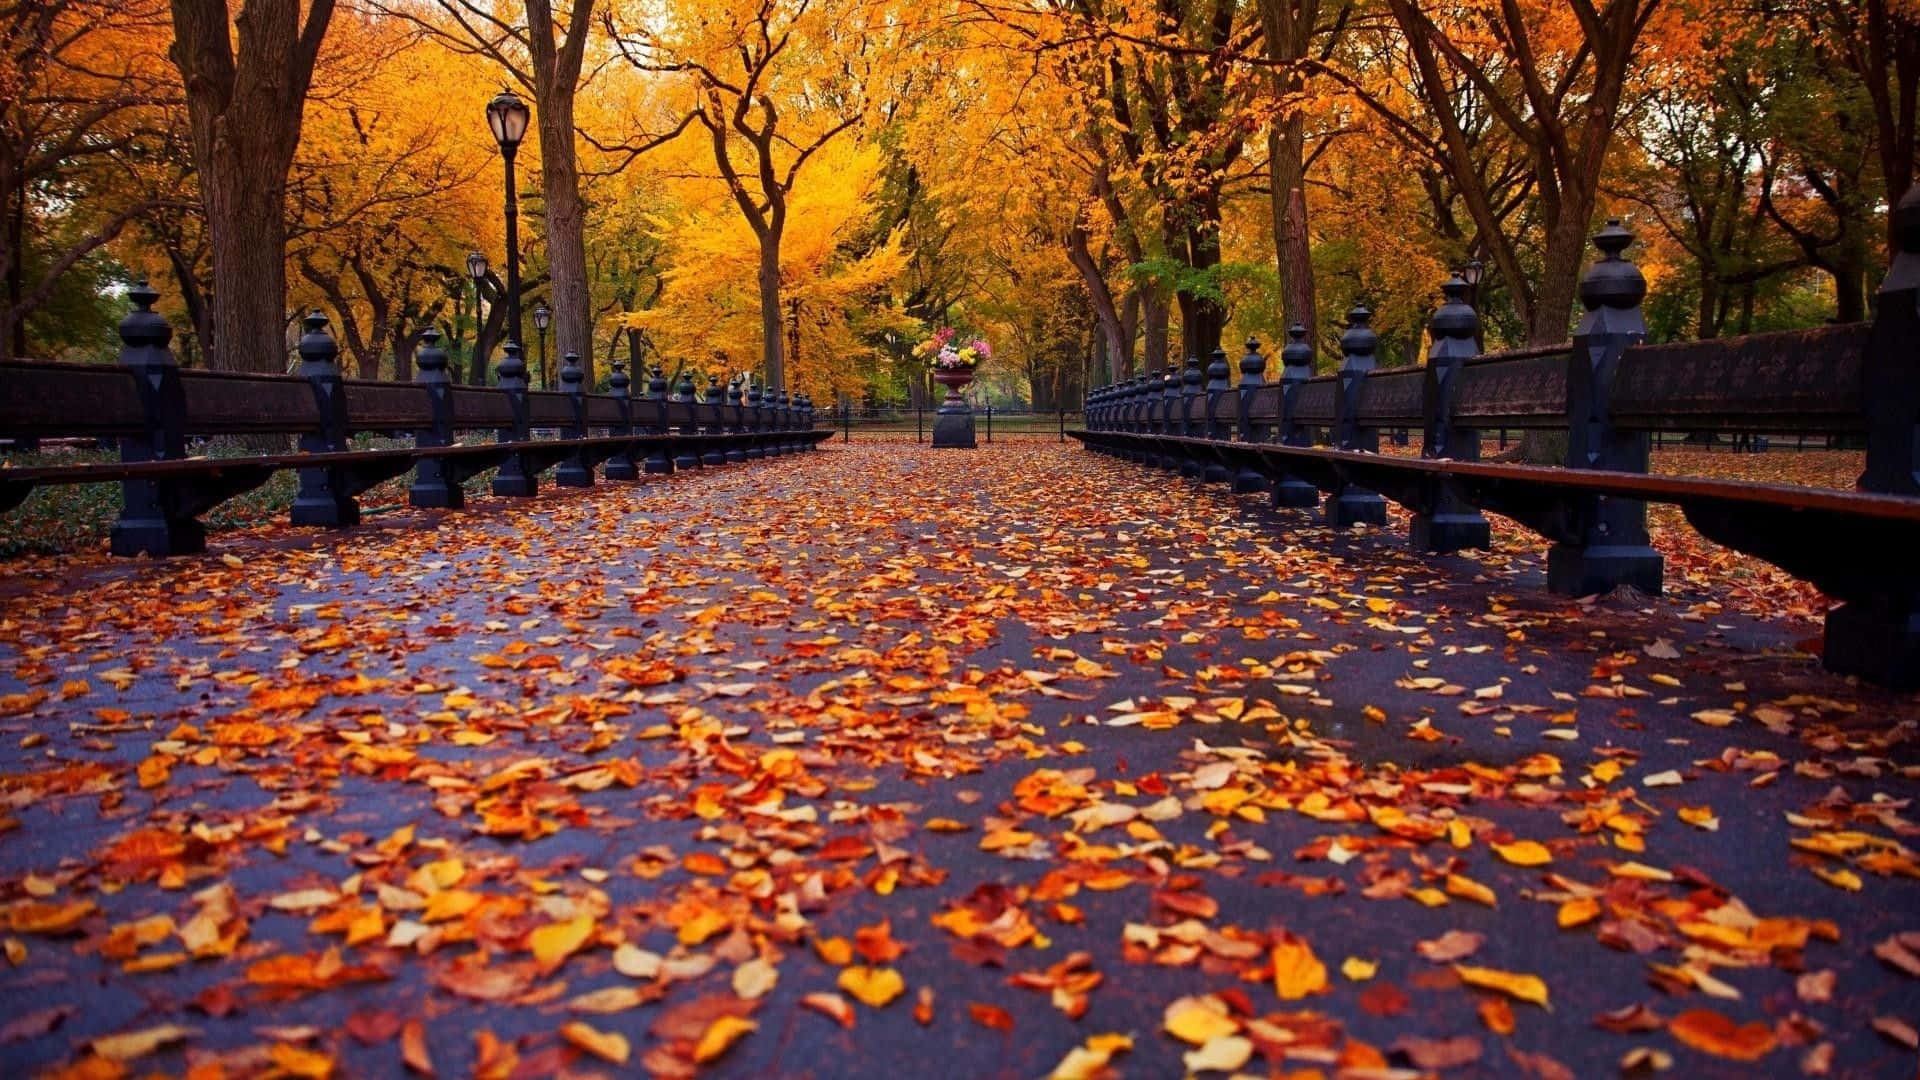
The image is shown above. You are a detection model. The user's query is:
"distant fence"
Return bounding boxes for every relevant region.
[1078,199,1920,690]
[826,405,1082,443]
[0,285,829,557]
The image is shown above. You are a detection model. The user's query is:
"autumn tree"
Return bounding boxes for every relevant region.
[606,0,896,391]
[1,0,179,357]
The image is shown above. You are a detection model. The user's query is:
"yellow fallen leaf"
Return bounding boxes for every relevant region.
[1340,956,1378,981]
[692,1016,757,1064]
[838,965,905,1008]
[1491,840,1552,867]
[1445,874,1497,907]
[559,1021,629,1065]
[91,1024,198,1061]
[1813,866,1862,892]
[1163,996,1240,1045]
[528,913,594,969]
[1183,1035,1253,1073]
[1558,898,1602,929]
[1454,964,1551,1008]
[1272,937,1328,999]
[1610,861,1675,882]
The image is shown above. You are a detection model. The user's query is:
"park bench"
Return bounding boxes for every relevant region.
[0,285,829,557]
[1075,194,1920,690]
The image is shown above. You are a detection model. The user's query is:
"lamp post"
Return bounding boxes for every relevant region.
[532,302,551,389]
[466,251,489,378]
[485,88,531,353]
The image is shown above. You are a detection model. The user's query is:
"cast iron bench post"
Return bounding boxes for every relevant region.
[555,351,595,487]
[1827,188,1920,682]
[1271,324,1319,508]
[491,343,538,497]
[644,365,674,474]
[1412,275,1492,551]
[409,329,462,508]
[604,360,639,481]
[109,282,199,557]
[1202,346,1233,484]
[1233,338,1269,493]
[290,312,357,526]
[672,369,702,470]
[1326,305,1387,527]
[1546,220,1662,595]
[700,377,729,466]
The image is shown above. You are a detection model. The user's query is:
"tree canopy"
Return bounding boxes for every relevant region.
[3,0,1914,401]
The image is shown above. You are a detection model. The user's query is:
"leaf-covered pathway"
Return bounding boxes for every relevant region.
[1,444,1916,1078]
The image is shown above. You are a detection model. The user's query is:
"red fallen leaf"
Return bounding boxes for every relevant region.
[1506,1046,1576,1080]
[1593,1003,1664,1033]
[967,1003,1014,1031]
[345,1010,403,1044]
[649,993,756,1043]
[191,984,240,1018]
[854,919,905,964]
[1390,1034,1482,1069]
[817,835,874,861]
[0,1006,72,1043]
[1152,887,1218,921]
[1669,1008,1778,1061]
[1358,981,1410,1017]
[913,986,935,1026]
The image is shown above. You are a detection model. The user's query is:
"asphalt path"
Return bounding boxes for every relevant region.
[0,442,1915,1079]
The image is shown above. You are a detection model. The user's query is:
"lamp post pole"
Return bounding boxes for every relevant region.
[500,146,523,350]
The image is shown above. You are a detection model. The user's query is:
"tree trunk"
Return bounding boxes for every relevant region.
[1063,223,1129,380]
[205,165,293,372]
[757,230,785,389]
[537,98,593,384]
[1142,290,1170,372]
[169,0,334,374]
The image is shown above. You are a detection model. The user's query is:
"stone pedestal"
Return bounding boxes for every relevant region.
[932,406,976,449]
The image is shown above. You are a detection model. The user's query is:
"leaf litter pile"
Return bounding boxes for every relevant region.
[0,443,1916,1078]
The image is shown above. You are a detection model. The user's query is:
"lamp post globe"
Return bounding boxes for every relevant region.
[466,251,488,283]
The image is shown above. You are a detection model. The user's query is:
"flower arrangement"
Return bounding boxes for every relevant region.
[914,327,991,370]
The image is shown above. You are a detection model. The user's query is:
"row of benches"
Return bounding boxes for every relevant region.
[1076,199,1920,690]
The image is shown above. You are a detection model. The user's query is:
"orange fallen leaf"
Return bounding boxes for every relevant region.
[692,1016,757,1063]
[560,1021,630,1065]
[1668,1008,1777,1061]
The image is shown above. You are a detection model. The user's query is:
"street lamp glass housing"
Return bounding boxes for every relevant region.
[532,304,551,332]
[1461,258,1485,287]
[466,251,488,283]
[486,89,531,150]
